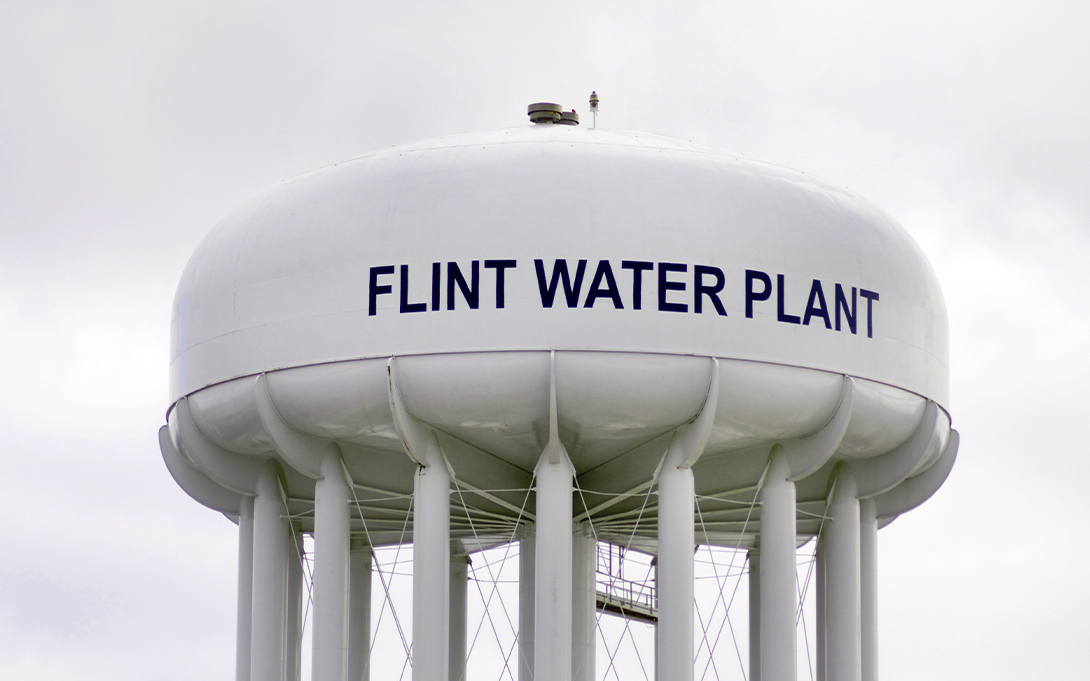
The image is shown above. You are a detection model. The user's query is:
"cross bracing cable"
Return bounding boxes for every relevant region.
[694,478,763,681]
[340,458,413,671]
[452,465,534,681]
[580,467,657,681]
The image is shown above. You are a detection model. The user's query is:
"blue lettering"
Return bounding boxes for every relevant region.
[535,259,587,308]
[745,270,771,318]
[860,289,879,338]
[803,280,831,329]
[430,262,441,311]
[621,260,653,310]
[368,265,395,316]
[484,259,517,309]
[658,262,688,313]
[694,265,727,316]
[776,274,800,324]
[584,260,624,309]
[446,261,479,310]
[400,264,427,313]
[835,284,857,334]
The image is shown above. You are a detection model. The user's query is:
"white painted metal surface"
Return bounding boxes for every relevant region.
[236,497,254,681]
[571,524,596,681]
[170,126,948,410]
[748,550,761,681]
[348,542,371,681]
[823,466,862,681]
[250,463,290,681]
[449,550,469,681]
[860,498,879,681]
[655,438,695,681]
[518,529,535,681]
[412,437,451,681]
[534,448,574,681]
[160,114,958,681]
[758,449,796,681]
[312,453,350,681]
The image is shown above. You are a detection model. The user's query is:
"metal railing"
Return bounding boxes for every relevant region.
[595,542,657,622]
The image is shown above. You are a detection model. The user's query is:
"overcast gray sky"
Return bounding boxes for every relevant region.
[2,2,1088,679]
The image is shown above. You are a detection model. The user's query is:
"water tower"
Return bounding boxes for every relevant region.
[159,99,957,681]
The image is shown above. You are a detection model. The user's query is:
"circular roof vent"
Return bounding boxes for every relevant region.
[527,102,562,124]
[558,110,580,126]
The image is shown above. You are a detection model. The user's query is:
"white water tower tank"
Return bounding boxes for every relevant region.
[160,100,957,681]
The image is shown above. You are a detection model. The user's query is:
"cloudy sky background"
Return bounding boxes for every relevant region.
[2,1,1088,679]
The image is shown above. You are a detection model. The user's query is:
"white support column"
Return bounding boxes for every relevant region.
[653,560,660,681]
[449,548,469,681]
[824,466,861,681]
[748,550,761,681]
[572,522,597,681]
[656,436,695,681]
[413,436,451,681]
[534,453,574,681]
[759,449,797,681]
[314,452,351,681]
[287,531,304,681]
[518,527,536,681]
[237,496,255,681]
[816,534,827,681]
[252,462,290,681]
[860,498,878,681]
[348,540,373,681]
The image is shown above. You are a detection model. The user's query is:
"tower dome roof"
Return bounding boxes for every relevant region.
[171,124,948,408]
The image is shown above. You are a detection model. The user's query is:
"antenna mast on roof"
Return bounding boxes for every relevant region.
[589,91,599,129]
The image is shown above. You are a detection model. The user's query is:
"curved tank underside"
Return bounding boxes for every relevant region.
[163,350,954,554]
